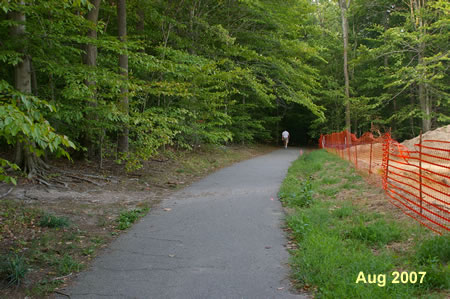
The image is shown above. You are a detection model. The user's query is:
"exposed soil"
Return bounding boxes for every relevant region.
[327,125,449,234]
[401,125,450,151]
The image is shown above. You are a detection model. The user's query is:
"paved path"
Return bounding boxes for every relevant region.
[57,148,305,299]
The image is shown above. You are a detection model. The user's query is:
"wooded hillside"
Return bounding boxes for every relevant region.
[1,0,448,180]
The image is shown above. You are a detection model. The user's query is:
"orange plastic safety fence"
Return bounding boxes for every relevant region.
[319,131,450,235]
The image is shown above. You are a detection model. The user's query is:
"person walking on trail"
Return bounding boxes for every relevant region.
[282,130,290,149]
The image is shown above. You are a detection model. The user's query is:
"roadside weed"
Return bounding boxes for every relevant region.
[39,213,70,228]
[282,150,446,298]
[0,254,28,286]
[117,207,150,230]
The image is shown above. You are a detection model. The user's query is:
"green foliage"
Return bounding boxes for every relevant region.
[39,213,70,228]
[279,177,314,208]
[415,236,450,265]
[0,254,29,286]
[413,233,450,290]
[56,254,82,275]
[117,207,149,230]
[0,158,19,185]
[282,149,446,298]
[347,219,404,247]
[286,213,310,241]
[1,0,448,174]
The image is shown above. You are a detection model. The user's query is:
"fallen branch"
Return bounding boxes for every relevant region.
[0,187,14,199]
[54,291,71,298]
[36,176,51,187]
[151,158,170,163]
[23,191,39,200]
[52,168,106,185]
[65,174,102,186]
[51,272,73,282]
[82,174,116,181]
[52,179,69,188]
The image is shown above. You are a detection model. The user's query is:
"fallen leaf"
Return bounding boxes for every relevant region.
[163,208,172,211]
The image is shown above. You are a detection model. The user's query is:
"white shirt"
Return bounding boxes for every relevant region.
[282,131,289,139]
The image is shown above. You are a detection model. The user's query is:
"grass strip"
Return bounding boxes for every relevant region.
[280,150,449,299]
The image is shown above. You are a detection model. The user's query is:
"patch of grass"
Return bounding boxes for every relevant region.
[117,207,149,230]
[341,182,355,189]
[286,213,310,241]
[332,204,355,219]
[282,150,446,298]
[279,177,314,208]
[39,213,70,228]
[318,186,340,197]
[321,177,341,185]
[415,236,450,265]
[56,254,83,275]
[414,236,450,290]
[30,279,63,297]
[347,219,404,247]
[0,254,29,286]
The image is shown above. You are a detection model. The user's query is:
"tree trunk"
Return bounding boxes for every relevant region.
[410,86,416,137]
[117,0,129,153]
[137,0,145,34]
[412,0,432,133]
[83,0,101,159]
[339,0,351,133]
[11,2,31,95]
[10,1,42,177]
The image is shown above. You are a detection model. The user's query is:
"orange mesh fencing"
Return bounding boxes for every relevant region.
[319,131,450,235]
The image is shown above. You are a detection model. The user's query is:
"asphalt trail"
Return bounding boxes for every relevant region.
[56,148,306,299]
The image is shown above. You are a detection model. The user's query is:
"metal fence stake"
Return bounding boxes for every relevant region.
[419,130,423,214]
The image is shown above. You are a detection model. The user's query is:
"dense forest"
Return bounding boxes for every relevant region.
[1,0,448,181]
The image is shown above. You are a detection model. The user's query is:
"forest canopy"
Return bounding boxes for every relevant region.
[0,0,448,179]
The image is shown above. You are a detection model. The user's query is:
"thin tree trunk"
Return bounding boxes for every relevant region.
[84,0,101,159]
[410,86,416,137]
[412,0,431,133]
[117,0,129,153]
[137,0,145,35]
[30,60,38,96]
[339,0,351,133]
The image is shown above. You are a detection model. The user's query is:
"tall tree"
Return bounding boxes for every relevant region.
[83,0,101,159]
[339,0,352,132]
[11,0,41,176]
[117,0,129,152]
[411,0,431,132]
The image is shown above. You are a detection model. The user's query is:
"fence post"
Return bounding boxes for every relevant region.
[355,141,358,169]
[347,136,350,162]
[369,141,373,174]
[384,136,390,190]
[419,130,423,214]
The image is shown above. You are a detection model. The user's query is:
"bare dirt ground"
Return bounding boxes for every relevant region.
[0,145,276,298]
[331,125,449,233]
